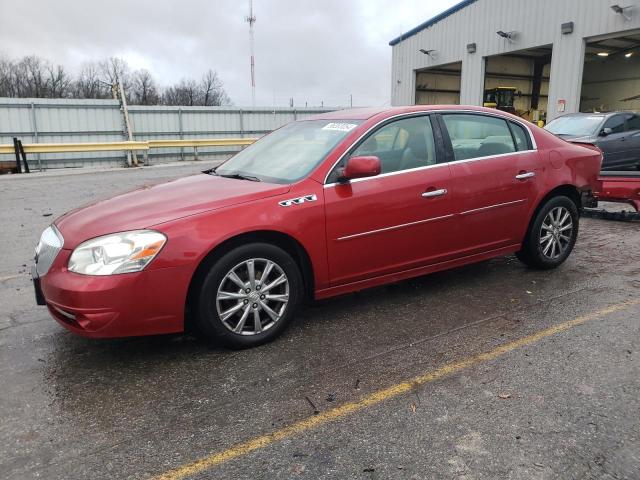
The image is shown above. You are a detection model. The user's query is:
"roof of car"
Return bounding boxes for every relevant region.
[307,105,506,121]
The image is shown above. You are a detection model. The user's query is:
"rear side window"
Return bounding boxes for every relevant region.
[441,114,516,161]
[509,121,532,151]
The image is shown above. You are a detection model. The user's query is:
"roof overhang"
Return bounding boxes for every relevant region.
[389,0,478,46]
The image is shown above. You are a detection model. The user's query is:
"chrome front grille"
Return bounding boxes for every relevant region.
[35,225,64,276]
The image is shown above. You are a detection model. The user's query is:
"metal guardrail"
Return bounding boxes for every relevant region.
[0,138,258,154]
[0,137,259,171]
[0,141,149,154]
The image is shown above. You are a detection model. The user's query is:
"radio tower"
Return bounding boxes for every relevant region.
[245,0,256,107]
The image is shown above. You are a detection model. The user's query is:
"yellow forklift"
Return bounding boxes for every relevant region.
[484,86,546,126]
[483,87,517,114]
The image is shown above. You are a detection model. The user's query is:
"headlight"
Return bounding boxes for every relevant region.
[68,230,167,276]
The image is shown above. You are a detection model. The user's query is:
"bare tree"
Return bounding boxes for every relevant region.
[0,56,15,97]
[0,54,232,105]
[161,71,230,106]
[200,69,229,106]
[73,62,109,99]
[129,69,159,105]
[14,56,49,97]
[99,56,130,95]
[47,64,71,98]
[162,78,199,106]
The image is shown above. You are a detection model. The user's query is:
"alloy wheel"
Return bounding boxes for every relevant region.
[539,206,573,260]
[216,258,289,335]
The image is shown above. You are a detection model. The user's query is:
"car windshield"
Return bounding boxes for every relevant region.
[214,119,362,184]
[545,115,603,137]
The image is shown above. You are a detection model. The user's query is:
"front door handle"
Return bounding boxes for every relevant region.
[515,172,535,180]
[422,188,448,198]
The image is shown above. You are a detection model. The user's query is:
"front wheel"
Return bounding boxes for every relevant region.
[194,243,303,348]
[516,196,579,269]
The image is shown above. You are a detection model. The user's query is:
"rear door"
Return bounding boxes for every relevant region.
[323,114,456,286]
[437,113,542,256]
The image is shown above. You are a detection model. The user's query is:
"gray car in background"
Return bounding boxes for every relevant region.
[545,112,640,170]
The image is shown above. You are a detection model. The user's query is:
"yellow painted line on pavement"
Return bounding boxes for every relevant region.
[151,299,639,480]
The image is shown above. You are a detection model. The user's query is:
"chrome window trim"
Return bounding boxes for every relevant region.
[324,162,449,188]
[336,214,455,241]
[322,109,538,186]
[324,150,536,189]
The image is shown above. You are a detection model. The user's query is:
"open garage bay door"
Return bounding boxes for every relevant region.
[483,46,552,123]
[581,33,640,112]
[415,62,461,105]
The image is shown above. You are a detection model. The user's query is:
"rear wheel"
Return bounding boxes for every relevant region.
[194,243,303,348]
[516,196,579,269]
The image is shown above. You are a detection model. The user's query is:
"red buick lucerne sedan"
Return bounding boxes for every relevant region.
[33,106,602,348]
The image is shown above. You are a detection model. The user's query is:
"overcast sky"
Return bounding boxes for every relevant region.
[0,0,459,107]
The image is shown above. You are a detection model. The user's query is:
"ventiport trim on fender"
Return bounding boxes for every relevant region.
[279,194,317,207]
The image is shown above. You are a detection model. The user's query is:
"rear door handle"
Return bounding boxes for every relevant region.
[422,188,448,198]
[515,172,535,180]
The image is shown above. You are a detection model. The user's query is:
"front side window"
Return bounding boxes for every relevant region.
[625,114,640,131]
[603,115,625,134]
[442,114,516,161]
[327,116,437,182]
[215,120,362,184]
[351,116,436,173]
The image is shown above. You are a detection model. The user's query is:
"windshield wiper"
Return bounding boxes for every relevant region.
[218,173,261,182]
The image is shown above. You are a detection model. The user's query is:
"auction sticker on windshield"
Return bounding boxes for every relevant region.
[322,122,358,132]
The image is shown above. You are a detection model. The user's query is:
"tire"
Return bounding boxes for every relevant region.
[194,243,303,349]
[516,195,579,270]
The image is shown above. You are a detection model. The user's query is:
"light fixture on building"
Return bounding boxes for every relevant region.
[561,22,574,34]
[466,43,477,53]
[419,49,436,58]
[496,30,516,41]
[611,4,632,19]
[597,52,610,57]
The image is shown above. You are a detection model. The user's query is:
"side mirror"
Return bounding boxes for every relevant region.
[600,127,613,137]
[339,156,381,181]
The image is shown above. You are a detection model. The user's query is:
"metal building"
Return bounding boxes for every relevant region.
[390,0,640,121]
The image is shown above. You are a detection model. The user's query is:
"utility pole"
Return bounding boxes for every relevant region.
[245,0,257,108]
[100,79,136,167]
[118,82,137,167]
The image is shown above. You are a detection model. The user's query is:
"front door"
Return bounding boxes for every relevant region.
[599,114,631,170]
[324,115,456,286]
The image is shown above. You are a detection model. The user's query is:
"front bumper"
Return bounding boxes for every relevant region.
[34,249,192,338]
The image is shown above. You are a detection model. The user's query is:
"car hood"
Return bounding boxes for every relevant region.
[55,173,290,248]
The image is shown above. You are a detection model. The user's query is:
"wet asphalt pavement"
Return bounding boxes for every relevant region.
[1,164,639,480]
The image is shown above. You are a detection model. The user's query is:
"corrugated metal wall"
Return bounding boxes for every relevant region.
[0,98,336,169]
[391,0,640,120]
